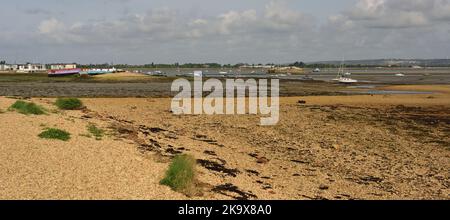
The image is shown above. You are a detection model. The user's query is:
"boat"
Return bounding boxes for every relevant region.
[48,68,81,77]
[333,60,358,84]
[176,71,202,77]
[86,69,109,75]
[395,73,405,77]
[145,71,167,77]
[313,68,321,73]
[300,75,314,81]
[193,71,203,77]
[82,68,117,75]
[337,77,358,84]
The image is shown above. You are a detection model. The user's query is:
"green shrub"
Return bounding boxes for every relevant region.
[38,128,71,141]
[87,124,104,140]
[55,98,83,110]
[9,101,46,115]
[160,155,196,192]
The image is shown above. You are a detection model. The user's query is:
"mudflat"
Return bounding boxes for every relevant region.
[0,84,448,199]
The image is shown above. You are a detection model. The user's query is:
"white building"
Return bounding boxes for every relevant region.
[0,64,13,71]
[49,63,77,70]
[16,63,47,73]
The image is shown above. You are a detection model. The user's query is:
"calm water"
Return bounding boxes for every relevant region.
[135,68,450,84]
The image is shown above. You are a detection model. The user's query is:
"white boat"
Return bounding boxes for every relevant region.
[333,60,358,84]
[85,68,116,75]
[337,77,358,84]
[313,68,321,73]
[395,73,405,77]
[193,70,203,77]
[145,70,166,77]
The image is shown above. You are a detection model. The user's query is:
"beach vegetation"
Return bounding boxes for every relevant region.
[160,154,197,193]
[55,98,84,110]
[38,128,71,141]
[87,124,105,140]
[9,100,46,115]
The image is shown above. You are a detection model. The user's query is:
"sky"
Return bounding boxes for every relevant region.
[1,0,450,64]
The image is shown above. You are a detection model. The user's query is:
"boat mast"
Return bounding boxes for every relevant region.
[337,57,345,78]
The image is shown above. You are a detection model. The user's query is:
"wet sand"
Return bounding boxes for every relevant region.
[0,80,349,98]
[1,69,450,98]
[0,84,449,200]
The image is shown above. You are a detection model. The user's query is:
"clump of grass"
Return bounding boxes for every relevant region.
[87,124,104,140]
[160,154,196,193]
[55,98,83,110]
[9,100,46,115]
[38,128,71,141]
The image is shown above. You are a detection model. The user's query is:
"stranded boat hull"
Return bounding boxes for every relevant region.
[48,68,81,77]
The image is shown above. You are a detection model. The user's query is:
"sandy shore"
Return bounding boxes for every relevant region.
[0,85,449,200]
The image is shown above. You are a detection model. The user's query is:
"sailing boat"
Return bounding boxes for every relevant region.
[333,60,358,84]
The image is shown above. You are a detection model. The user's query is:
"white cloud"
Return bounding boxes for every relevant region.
[38,18,65,34]
[38,18,89,44]
[25,0,450,63]
[218,10,258,34]
[37,1,313,45]
[342,0,450,29]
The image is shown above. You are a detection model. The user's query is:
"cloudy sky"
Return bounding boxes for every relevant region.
[1,0,450,64]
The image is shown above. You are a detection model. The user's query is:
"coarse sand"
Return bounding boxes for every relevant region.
[0,85,449,199]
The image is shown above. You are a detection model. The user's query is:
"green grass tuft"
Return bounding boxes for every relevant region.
[55,98,83,110]
[38,128,71,141]
[87,124,105,140]
[160,154,196,192]
[9,100,46,115]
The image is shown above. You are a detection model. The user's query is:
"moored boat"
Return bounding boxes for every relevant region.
[82,68,117,75]
[333,59,358,84]
[48,68,81,77]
